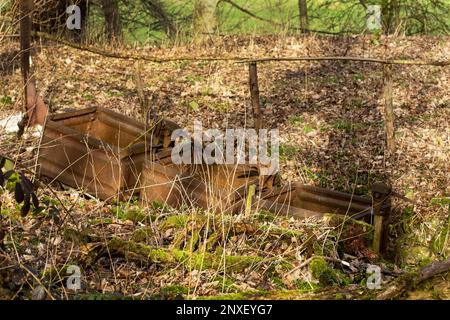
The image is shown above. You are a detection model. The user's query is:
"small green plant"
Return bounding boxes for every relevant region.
[289,116,316,133]
[289,115,303,127]
[199,87,214,96]
[106,90,124,97]
[188,100,200,111]
[83,93,94,101]
[302,123,315,134]
[279,144,300,160]
[430,197,450,208]
[0,96,13,106]
[351,74,365,82]
[0,157,40,216]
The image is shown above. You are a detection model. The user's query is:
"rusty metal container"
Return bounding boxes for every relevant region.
[140,149,386,221]
[141,152,268,212]
[38,107,179,200]
[255,183,386,221]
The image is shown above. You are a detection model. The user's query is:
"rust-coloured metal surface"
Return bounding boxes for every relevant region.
[38,107,179,200]
[140,148,390,221]
[141,155,267,213]
[38,106,391,239]
[254,183,390,221]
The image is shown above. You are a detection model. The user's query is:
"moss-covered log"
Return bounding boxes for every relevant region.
[377,258,450,300]
[197,288,367,300]
[106,237,268,272]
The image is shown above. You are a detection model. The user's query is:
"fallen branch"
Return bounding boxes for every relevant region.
[33,31,239,63]
[239,57,450,66]
[32,31,449,67]
[377,258,450,300]
[419,258,450,282]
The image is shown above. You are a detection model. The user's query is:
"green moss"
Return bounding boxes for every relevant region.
[402,246,434,266]
[254,210,277,222]
[160,214,191,230]
[332,119,366,133]
[40,195,60,207]
[111,198,157,223]
[293,280,319,292]
[63,228,93,244]
[159,285,189,299]
[309,257,349,287]
[205,232,219,251]
[322,213,374,243]
[187,230,200,250]
[120,208,148,223]
[108,237,265,272]
[106,90,124,97]
[82,93,94,101]
[214,275,239,292]
[302,123,315,134]
[351,74,365,82]
[132,227,154,242]
[270,276,287,289]
[188,100,200,111]
[310,258,329,279]
[260,224,303,239]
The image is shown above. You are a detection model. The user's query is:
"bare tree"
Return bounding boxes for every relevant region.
[381,0,400,34]
[193,0,219,41]
[100,0,122,42]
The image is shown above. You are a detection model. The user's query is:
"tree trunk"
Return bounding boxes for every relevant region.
[100,0,122,42]
[20,0,33,90]
[193,0,219,42]
[298,0,309,34]
[382,0,401,34]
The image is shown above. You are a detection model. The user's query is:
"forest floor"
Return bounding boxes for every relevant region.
[0,34,449,300]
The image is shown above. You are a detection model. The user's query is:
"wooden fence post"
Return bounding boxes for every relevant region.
[372,182,392,254]
[383,64,395,155]
[18,0,33,136]
[20,0,33,108]
[249,62,262,131]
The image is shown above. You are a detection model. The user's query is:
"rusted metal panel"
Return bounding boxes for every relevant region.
[38,106,390,236]
[141,154,268,213]
[138,126,280,212]
[140,148,390,222]
[38,107,179,200]
[255,183,389,221]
